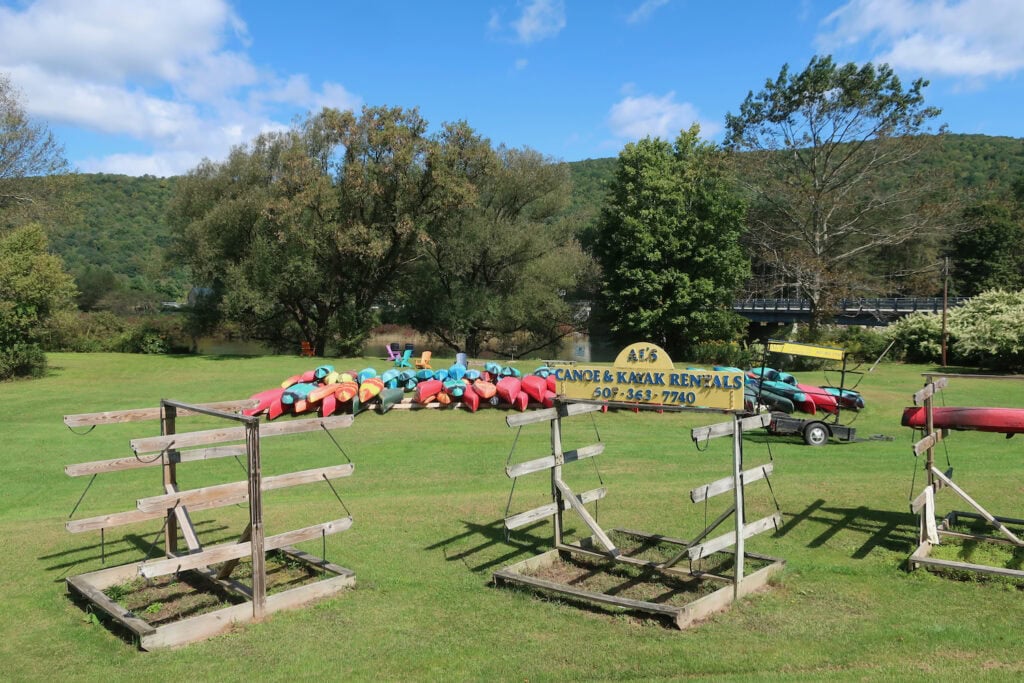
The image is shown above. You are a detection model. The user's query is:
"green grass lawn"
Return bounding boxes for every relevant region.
[3,352,1024,680]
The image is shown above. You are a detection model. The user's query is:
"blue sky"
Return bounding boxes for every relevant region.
[1,0,1022,176]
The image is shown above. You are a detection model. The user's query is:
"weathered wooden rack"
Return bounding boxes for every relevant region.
[493,403,784,628]
[63,398,357,650]
[908,374,1024,579]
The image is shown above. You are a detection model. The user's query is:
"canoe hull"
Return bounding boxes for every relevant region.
[902,406,1024,434]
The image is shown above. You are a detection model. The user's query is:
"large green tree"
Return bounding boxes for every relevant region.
[401,126,595,357]
[593,126,749,358]
[0,74,76,378]
[946,176,1024,296]
[169,106,476,355]
[725,55,946,330]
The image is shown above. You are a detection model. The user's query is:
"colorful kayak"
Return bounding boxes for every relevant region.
[377,387,404,414]
[546,374,557,393]
[381,368,401,389]
[523,375,556,407]
[358,377,384,403]
[901,406,1024,434]
[797,383,838,415]
[496,377,522,405]
[308,382,342,403]
[245,387,285,416]
[512,391,529,412]
[319,393,337,417]
[333,381,359,403]
[415,379,443,404]
[822,387,865,410]
[281,369,317,388]
[461,387,480,412]
[472,380,497,400]
[282,382,318,405]
[267,398,284,420]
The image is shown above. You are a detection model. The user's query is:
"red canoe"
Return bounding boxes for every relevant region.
[415,379,443,404]
[472,380,497,399]
[522,375,547,403]
[496,377,522,405]
[902,406,1024,434]
[245,387,285,416]
[512,391,529,412]
[319,393,337,417]
[797,383,838,415]
[461,387,480,412]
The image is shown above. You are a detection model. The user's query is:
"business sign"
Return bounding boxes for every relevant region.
[552,342,744,411]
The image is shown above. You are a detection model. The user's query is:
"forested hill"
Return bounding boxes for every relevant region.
[48,133,1024,301]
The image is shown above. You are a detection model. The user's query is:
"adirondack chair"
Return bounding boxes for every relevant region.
[386,342,401,361]
[395,348,413,368]
[414,350,432,369]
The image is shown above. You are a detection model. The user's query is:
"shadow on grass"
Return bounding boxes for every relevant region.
[775,498,917,558]
[425,518,549,575]
[41,521,227,581]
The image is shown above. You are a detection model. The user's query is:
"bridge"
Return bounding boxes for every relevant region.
[734,297,968,326]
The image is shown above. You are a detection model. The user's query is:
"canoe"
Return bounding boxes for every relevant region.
[358,368,378,384]
[267,398,285,420]
[472,380,497,399]
[282,382,318,405]
[822,387,865,410]
[319,393,337,417]
[308,382,342,403]
[444,378,466,398]
[280,369,317,388]
[377,387,405,414]
[522,375,547,403]
[533,366,552,378]
[448,364,467,381]
[381,368,401,389]
[337,371,359,383]
[901,406,1024,434]
[432,368,450,382]
[314,365,334,380]
[415,379,443,404]
[546,374,557,393]
[481,371,496,383]
[245,387,285,416]
[333,381,359,403]
[496,377,522,404]
[292,399,309,414]
[415,369,435,381]
[485,362,503,376]
[512,391,529,411]
[358,377,385,403]
[797,383,838,414]
[465,369,481,381]
[461,386,480,412]
[436,392,452,406]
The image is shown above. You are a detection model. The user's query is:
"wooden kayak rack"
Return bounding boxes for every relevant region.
[908,374,1024,580]
[494,401,784,628]
[63,399,357,650]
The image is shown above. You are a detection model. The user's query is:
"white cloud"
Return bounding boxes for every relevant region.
[820,0,1024,78]
[627,0,670,24]
[0,0,361,176]
[489,1,565,44]
[515,58,529,70]
[608,91,720,141]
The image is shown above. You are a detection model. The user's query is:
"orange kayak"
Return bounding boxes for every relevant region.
[472,380,497,399]
[358,377,384,403]
[333,381,359,403]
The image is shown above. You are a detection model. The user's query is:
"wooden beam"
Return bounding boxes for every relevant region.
[68,490,250,533]
[505,402,603,428]
[138,517,353,579]
[65,445,249,477]
[505,443,604,478]
[690,463,773,503]
[136,463,354,513]
[929,467,1024,546]
[493,570,681,617]
[166,484,202,552]
[504,487,607,530]
[66,576,156,637]
[913,377,948,406]
[554,479,618,554]
[913,430,948,456]
[691,413,771,443]
[687,513,782,560]
[130,414,354,455]
[64,399,258,427]
[911,555,1024,579]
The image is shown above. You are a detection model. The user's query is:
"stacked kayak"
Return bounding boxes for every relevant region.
[244,361,561,419]
[739,366,865,416]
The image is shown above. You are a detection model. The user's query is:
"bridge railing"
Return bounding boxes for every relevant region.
[734,297,969,315]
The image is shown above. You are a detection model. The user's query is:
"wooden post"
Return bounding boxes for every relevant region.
[732,413,744,599]
[550,405,565,548]
[924,381,935,489]
[160,403,178,556]
[246,419,266,620]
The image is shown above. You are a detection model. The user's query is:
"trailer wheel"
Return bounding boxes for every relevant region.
[803,422,829,446]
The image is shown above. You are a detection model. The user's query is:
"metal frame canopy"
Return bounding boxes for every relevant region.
[494,343,784,628]
[552,342,745,412]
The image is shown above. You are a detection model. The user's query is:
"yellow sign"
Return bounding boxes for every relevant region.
[766,341,845,362]
[553,342,744,411]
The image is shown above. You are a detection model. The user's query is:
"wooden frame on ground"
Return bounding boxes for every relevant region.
[493,401,784,628]
[908,374,1024,579]
[63,399,357,650]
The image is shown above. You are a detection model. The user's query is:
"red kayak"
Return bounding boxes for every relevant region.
[512,391,529,412]
[245,387,285,416]
[267,398,284,420]
[797,383,838,415]
[496,377,522,405]
[902,406,1024,434]
[319,393,337,417]
[472,380,497,399]
[522,375,547,403]
[415,379,443,404]
[546,374,557,393]
[461,387,480,412]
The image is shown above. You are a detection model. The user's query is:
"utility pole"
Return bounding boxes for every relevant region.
[941,257,949,367]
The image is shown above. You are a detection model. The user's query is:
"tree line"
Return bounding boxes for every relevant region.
[4,56,1024,379]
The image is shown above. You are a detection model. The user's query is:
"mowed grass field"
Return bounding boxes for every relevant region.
[3,352,1024,680]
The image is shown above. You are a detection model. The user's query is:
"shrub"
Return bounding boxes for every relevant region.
[886,312,944,364]
[690,340,755,369]
[0,343,47,380]
[833,326,891,363]
[948,289,1024,371]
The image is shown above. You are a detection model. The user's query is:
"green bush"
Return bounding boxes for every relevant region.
[886,312,944,364]
[948,289,1024,371]
[833,326,891,363]
[42,311,191,354]
[690,340,755,369]
[0,343,47,380]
